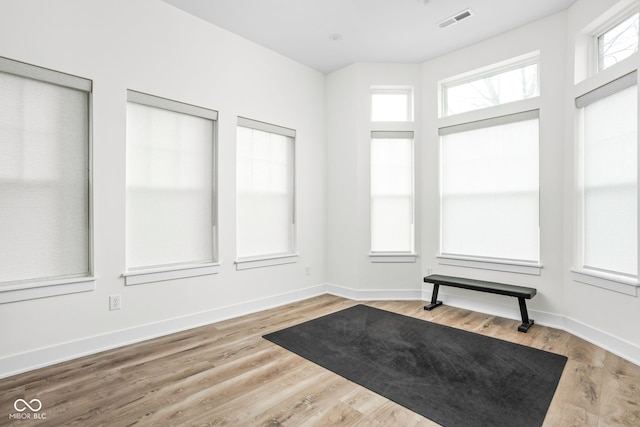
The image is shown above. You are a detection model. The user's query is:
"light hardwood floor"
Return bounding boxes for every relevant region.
[1,295,639,426]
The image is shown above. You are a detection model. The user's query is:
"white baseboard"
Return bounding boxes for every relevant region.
[325,283,422,301]
[0,284,326,379]
[2,283,639,379]
[563,316,640,367]
[420,284,640,367]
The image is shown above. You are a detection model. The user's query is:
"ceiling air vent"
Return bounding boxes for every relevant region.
[439,8,474,28]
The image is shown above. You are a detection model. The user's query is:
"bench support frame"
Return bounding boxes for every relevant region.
[517,297,534,332]
[424,283,443,311]
[424,282,535,333]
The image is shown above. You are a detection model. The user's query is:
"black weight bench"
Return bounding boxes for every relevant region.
[423,274,537,333]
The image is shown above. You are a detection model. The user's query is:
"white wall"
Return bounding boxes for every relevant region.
[0,0,326,377]
[326,64,360,289]
[326,0,640,364]
[326,63,422,296]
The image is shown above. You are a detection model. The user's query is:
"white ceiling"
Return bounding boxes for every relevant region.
[161,0,578,74]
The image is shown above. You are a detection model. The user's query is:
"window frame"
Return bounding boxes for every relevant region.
[572,71,639,296]
[234,116,298,270]
[123,90,219,286]
[437,54,543,275]
[440,52,540,118]
[594,7,639,73]
[0,56,95,304]
[370,86,414,122]
[369,130,416,263]
[438,110,542,275]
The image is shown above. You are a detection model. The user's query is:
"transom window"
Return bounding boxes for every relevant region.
[371,87,413,122]
[597,11,639,71]
[441,54,539,117]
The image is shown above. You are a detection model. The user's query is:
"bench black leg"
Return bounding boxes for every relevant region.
[424,283,443,311]
[517,297,534,333]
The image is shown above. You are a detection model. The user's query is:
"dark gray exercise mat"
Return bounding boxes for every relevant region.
[263,304,567,427]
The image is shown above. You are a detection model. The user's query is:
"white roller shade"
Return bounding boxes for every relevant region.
[126,95,216,270]
[0,63,90,284]
[576,71,636,108]
[236,121,295,258]
[440,114,540,262]
[371,131,414,253]
[581,84,637,276]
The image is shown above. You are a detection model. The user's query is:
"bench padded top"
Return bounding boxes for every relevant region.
[424,274,536,299]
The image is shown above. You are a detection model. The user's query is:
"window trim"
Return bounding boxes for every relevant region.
[0,277,96,304]
[369,253,417,263]
[235,117,297,268]
[571,268,638,296]
[0,57,94,304]
[123,262,220,286]
[124,90,219,284]
[235,254,299,270]
[437,255,542,276]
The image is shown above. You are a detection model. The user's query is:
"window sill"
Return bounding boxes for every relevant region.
[124,263,220,286]
[437,254,542,275]
[369,252,417,263]
[235,254,298,270]
[0,276,96,304]
[571,269,638,296]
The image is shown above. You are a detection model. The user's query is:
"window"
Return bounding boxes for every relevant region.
[0,57,93,303]
[236,117,296,269]
[371,87,413,122]
[442,54,539,116]
[125,90,218,285]
[439,111,540,270]
[597,12,639,71]
[370,131,415,259]
[575,72,637,287]
[438,54,541,274]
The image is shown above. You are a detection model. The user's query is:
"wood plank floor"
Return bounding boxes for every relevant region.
[2,295,639,426]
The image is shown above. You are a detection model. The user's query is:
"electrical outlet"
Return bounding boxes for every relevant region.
[109,295,121,311]
[305,266,311,276]
[426,267,433,276]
